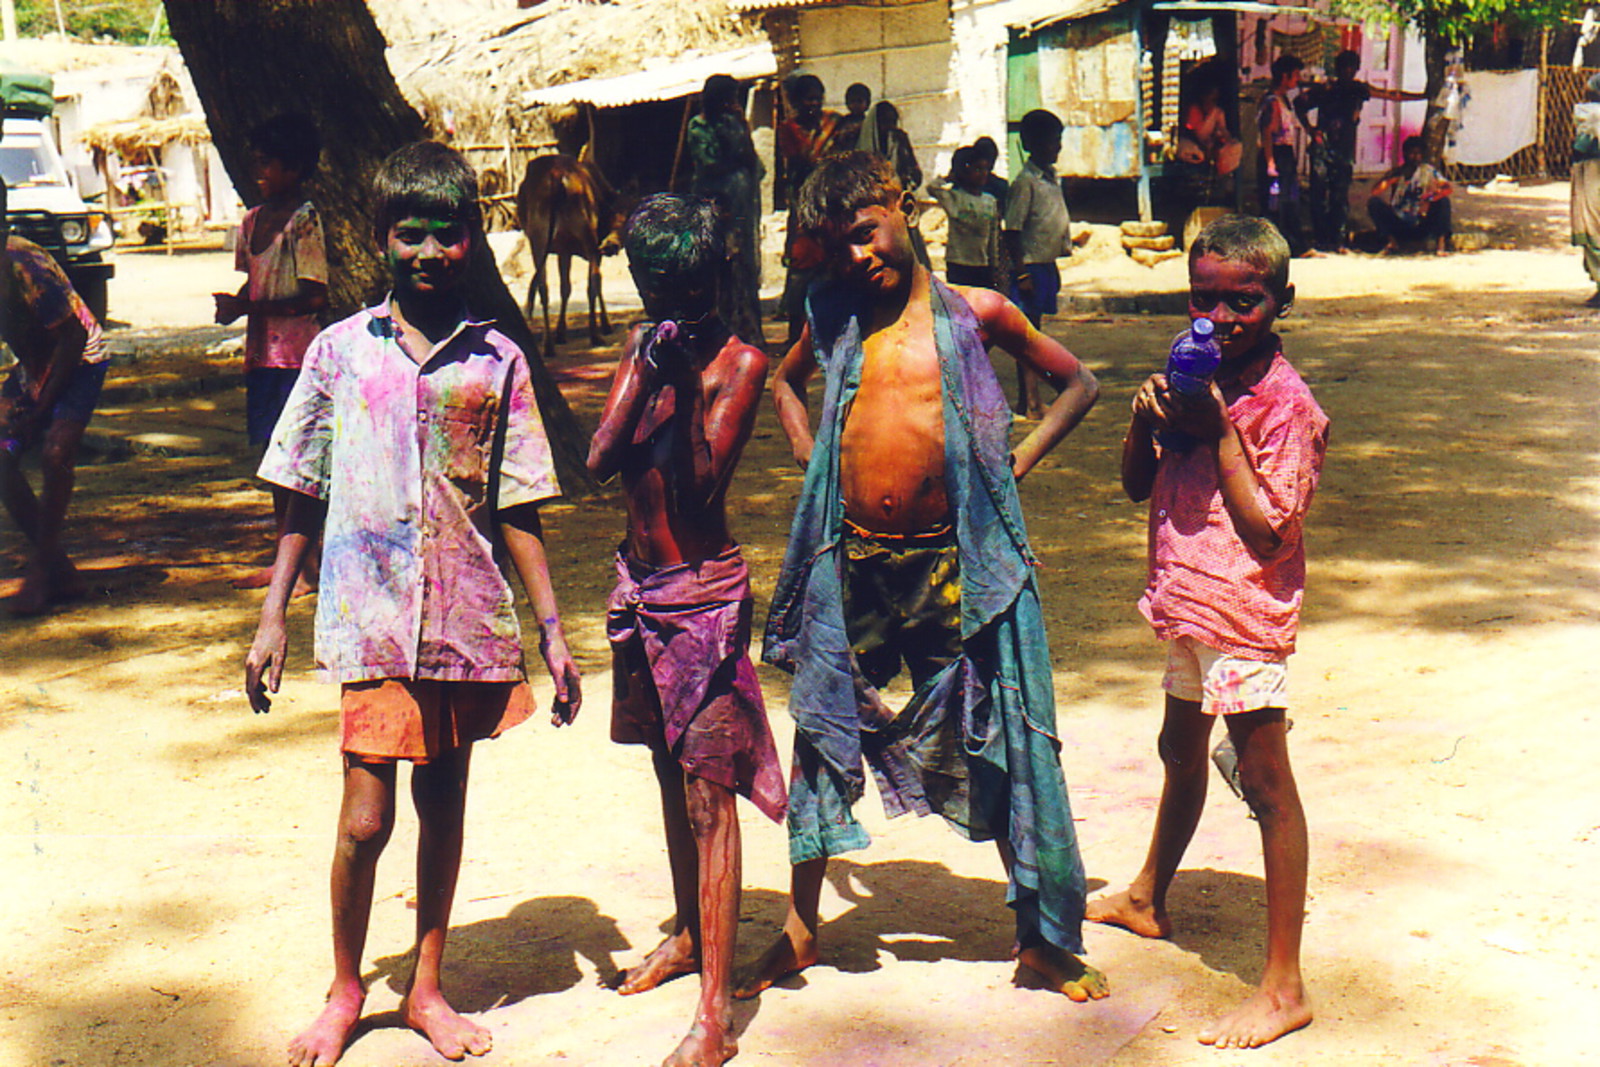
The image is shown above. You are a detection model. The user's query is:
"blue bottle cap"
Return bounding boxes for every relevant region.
[1191,317,1215,340]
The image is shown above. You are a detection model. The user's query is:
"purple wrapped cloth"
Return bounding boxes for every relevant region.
[607,545,788,822]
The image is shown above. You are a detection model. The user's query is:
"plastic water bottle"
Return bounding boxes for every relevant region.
[1155,317,1221,453]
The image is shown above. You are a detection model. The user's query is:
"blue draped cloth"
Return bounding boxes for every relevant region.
[762,276,1087,952]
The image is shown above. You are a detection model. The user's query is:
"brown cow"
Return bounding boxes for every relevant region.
[516,154,626,357]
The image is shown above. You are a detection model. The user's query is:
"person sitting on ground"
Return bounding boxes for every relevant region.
[0,229,108,615]
[245,141,581,1067]
[927,144,1002,291]
[736,150,1105,1005]
[214,112,328,593]
[1088,214,1326,1050]
[1003,108,1073,418]
[589,193,788,1067]
[1367,135,1452,256]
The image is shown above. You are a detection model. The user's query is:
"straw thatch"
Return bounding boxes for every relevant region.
[375,0,763,145]
[82,113,209,155]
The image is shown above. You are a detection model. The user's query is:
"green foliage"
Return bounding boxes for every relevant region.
[14,0,170,44]
[1333,0,1588,41]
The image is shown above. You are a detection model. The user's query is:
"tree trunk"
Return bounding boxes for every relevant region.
[163,0,593,490]
[1420,18,1453,165]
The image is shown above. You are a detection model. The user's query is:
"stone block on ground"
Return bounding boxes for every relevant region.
[1130,246,1186,267]
[1121,234,1176,252]
[1120,220,1168,237]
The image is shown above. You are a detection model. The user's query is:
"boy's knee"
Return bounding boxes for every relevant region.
[340,805,395,850]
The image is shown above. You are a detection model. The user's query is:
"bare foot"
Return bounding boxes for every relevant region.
[400,989,491,1061]
[291,573,318,599]
[732,928,817,1000]
[8,565,52,617]
[50,557,86,601]
[1016,944,1110,1002]
[1085,887,1171,939]
[662,1020,738,1066]
[232,566,275,590]
[618,931,698,995]
[1197,984,1312,1048]
[288,983,365,1067]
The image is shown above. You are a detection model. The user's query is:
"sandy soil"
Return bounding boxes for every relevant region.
[3,183,1598,1067]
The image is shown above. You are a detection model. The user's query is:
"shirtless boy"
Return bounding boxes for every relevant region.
[589,194,787,1067]
[1088,215,1326,1048]
[739,151,1106,1001]
[245,142,581,1066]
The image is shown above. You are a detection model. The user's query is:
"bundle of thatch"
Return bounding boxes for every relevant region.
[377,0,762,146]
[82,113,209,156]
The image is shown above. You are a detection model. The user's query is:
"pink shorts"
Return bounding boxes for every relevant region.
[1162,636,1288,715]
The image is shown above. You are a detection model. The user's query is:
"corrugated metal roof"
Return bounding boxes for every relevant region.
[1007,0,1126,35]
[522,42,777,109]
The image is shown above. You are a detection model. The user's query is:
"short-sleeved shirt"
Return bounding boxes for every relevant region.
[927,178,1000,268]
[1387,162,1446,224]
[259,300,560,683]
[1003,158,1072,264]
[1313,79,1371,159]
[3,236,105,386]
[1139,345,1328,659]
[236,200,327,371]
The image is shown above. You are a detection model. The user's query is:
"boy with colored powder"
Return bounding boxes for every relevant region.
[0,226,108,615]
[737,151,1106,1002]
[1003,108,1073,419]
[1087,215,1326,1049]
[245,141,581,1067]
[589,193,787,1067]
[214,112,328,592]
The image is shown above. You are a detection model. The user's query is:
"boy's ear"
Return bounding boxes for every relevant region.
[899,189,920,225]
[1275,282,1296,319]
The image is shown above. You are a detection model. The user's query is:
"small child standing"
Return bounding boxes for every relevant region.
[927,145,1001,292]
[589,194,786,1067]
[1003,109,1073,419]
[214,113,327,592]
[244,141,581,1067]
[1087,215,1327,1049]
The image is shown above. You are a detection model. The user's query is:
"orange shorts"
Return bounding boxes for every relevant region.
[340,678,534,764]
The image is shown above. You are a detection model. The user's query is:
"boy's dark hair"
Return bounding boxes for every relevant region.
[370,141,481,245]
[951,144,978,177]
[1401,134,1425,155]
[1333,49,1361,77]
[248,112,320,179]
[793,150,902,240]
[972,135,1000,164]
[623,193,724,292]
[1189,214,1291,295]
[845,82,871,107]
[788,73,824,103]
[1019,108,1063,151]
[701,73,739,116]
[1270,55,1304,84]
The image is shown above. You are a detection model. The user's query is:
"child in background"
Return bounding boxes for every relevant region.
[1367,135,1453,256]
[928,144,1002,291]
[590,193,786,1067]
[1088,215,1326,1049]
[245,142,581,1067]
[215,112,327,592]
[1003,109,1073,419]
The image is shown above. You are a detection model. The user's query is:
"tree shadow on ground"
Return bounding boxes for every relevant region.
[366,895,628,1014]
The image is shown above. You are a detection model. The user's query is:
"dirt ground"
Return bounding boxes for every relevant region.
[3,182,1598,1067]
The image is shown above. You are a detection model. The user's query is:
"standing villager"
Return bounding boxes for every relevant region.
[687,74,766,345]
[1572,73,1600,306]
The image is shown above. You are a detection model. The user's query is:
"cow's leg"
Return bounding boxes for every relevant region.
[556,253,573,345]
[587,256,605,346]
[531,255,555,359]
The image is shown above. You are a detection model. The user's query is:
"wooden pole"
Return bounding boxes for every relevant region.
[669,96,694,192]
[1537,28,1550,177]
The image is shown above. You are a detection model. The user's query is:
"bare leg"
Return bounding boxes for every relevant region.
[1015,365,1044,420]
[1086,696,1213,939]
[995,838,1108,1002]
[732,856,825,999]
[1198,709,1311,1049]
[6,418,89,614]
[619,747,702,995]
[289,757,396,1067]
[662,776,741,1067]
[401,746,492,1061]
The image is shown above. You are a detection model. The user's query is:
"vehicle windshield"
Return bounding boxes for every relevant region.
[0,124,69,188]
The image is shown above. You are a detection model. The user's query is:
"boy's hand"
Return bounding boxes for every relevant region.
[213,292,247,325]
[542,630,583,726]
[1131,373,1176,429]
[244,616,288,714]
[1163,381,1230,443]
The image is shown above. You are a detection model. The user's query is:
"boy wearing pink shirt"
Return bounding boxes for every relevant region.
[1088,215,1327,1050]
